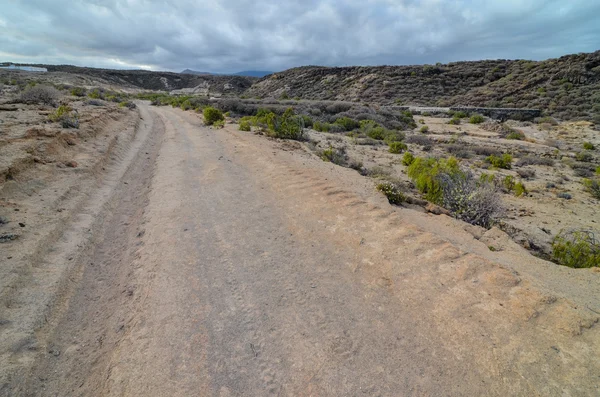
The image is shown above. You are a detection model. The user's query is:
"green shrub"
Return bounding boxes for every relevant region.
[263,108,307,140]
[203,107,225,125]
[506,131,525,140]
[419,119,425,124]
[407,156,460,203]
[576,151,593,162]
[402,152,415,166]
[239,120,251,131]
[70,87,86,97]
[552,230,600,268]
[213,119,225,128]
[420,125,429,133]
[502,175,515,191]
[88,88,103,99]
[469,114,485,124]
[301,115,313,128]
[448,117,461,125]
[514,182,527,197]
[49,105,79,128]
[388,141,407,154]
[451,111,468,119]
[583,142,595,150]
[376,182,405,205]
[319,146,361,170]
[48,105,72,122]
[583,179,600,199]
[334,117,359,131]
[383,130,405,144]
[119,101,136,109]
[313,121,331,132]
[486,154,513,169]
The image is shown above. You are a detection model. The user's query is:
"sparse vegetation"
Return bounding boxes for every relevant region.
[420,125,429,133]
[583,142,595,150]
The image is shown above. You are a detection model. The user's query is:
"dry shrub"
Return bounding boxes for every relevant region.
[438,171,504,228]
[19,85,60,105]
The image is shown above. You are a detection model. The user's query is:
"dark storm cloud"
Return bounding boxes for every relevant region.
[1,0,599,72]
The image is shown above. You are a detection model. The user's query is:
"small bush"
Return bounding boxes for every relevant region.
[583,142,595,150]
[469,114,485,124]
[575,151,593,162]
[88,88,103,100]
[438,171,504,228]
[213,119,225,128]
[48,105,72,122]
[502,175,515,192]
[407,156,460,203]
[486,154,513,169]
[506,131,525,140]
[376,182,405,205]
[405,135,432,146]
[313,121,331,132]
[517,169,536,179]
[583,179,600,199]
[552,230,600,268]
[61,116,80,129]
[119,101,136,110]
[19,85,60,105]
[448,117,461,125]
[239,120,251,131]
[516,156,554,167]
[514,182,527,197]
[203,107,225,125]
[334,117,359,131]
[388,141,407,154]
[70,87,86,97]
[402,152,415,166]
[420,125,429,133]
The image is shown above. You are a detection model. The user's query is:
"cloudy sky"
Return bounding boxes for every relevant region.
[1,0,599,73]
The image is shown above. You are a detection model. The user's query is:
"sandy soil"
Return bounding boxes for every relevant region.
[1,104,597,396]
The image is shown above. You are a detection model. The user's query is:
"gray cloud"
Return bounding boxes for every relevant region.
[1,0,599,72]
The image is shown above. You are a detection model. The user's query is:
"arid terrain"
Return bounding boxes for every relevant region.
[1,55,599,396]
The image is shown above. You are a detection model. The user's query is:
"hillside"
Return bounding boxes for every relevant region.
[245,51,600,121]
[30,64,256,94]
[182,69,273,78]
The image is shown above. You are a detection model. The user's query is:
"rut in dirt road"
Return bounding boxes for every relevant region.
[17,104,600,396]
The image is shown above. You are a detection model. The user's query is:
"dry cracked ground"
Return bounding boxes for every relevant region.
[1,101,599,396]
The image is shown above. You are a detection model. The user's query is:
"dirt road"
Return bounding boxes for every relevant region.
[4,104,599,396]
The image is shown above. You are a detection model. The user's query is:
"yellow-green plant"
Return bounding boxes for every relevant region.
[407,156,460,203]
[552,230,600,268]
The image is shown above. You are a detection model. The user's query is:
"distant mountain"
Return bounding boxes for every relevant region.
[181,69,272,78]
